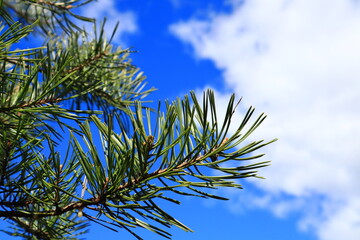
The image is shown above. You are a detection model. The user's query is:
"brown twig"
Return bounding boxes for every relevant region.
[0,97,63,113]
[0,200,34,207]
[0,196,100,218]
[66,51,108,74]
[116,154,205,191]
[116,139,229,191]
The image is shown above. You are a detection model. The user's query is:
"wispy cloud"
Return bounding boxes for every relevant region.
[170,0,360,239]
[80,0,137,45]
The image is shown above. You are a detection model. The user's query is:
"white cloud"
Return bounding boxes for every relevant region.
[80,0,137,44]
[170,0,360,239]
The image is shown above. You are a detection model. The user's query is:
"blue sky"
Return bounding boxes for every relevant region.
[1,0,359,239]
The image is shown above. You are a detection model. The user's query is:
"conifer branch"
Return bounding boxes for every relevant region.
[0,1,275,239]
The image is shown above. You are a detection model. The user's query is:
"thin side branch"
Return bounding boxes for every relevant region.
[9,216,51,240]
[0,98,63,113]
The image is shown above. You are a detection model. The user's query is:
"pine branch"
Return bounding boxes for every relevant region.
[35,0,74,10]
[0,1,276,238]
[9,216,52,240]
[2,0,94,34]
[116,148,216,191]
[0,97,63,113]
[66,51,109,74]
